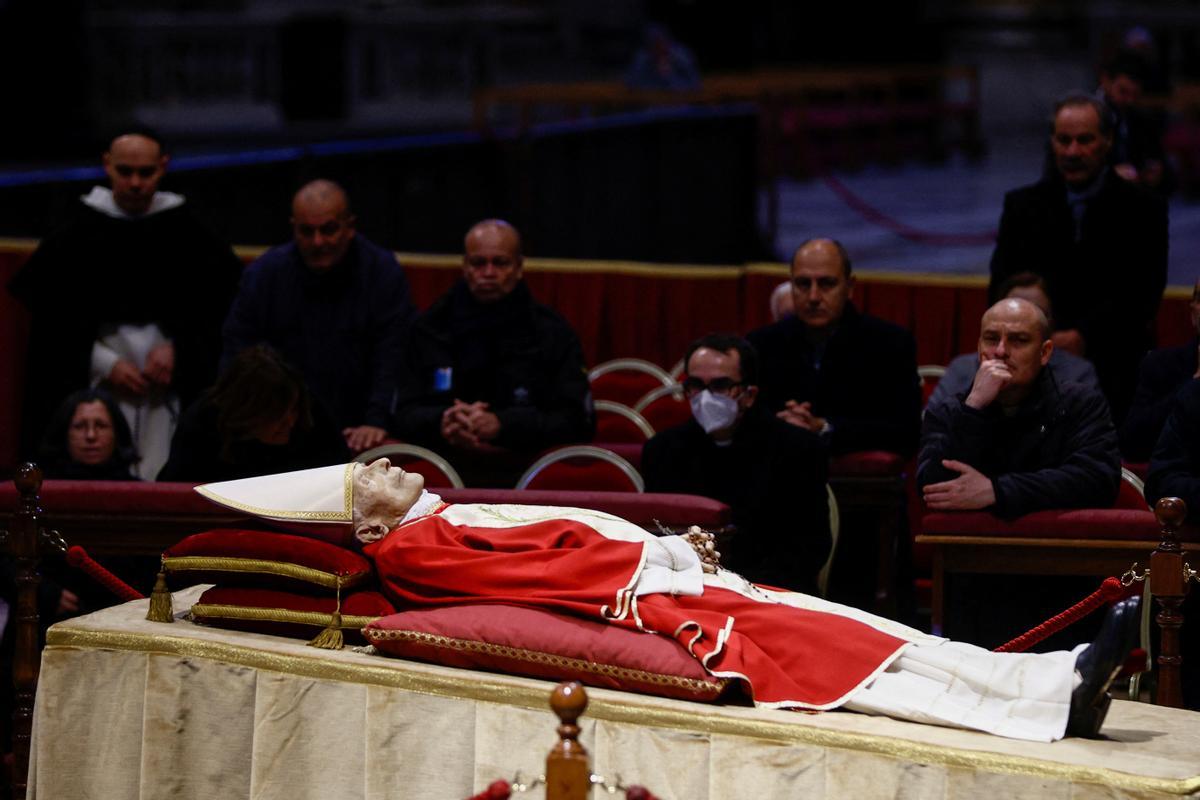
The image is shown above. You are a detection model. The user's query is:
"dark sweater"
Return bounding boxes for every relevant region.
[221,235,415,430]
[746,304,921,457]
[642,405,830,594]
[393,280,593,452]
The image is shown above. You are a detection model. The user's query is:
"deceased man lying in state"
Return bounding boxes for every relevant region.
[196,459,1142,742]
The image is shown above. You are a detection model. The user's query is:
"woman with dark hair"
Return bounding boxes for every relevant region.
[37,387,139,479]
[157,344,349,482]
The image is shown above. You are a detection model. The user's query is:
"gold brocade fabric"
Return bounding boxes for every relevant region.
[27,587,1200,799]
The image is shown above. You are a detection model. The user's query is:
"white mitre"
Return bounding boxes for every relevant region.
[195,463,357,544]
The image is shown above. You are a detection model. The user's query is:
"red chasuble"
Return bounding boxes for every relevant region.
[365,508,908,710]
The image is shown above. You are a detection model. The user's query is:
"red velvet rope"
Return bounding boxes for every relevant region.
[820,173,998,246]
[993,577,1130,654]
[65,545,144,602]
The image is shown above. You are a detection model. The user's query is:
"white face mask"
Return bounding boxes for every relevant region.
[689,390,740,434]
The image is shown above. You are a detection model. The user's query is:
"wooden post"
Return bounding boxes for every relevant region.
[545,682,590,800]
[1151,496,1188,708]
[6,465,44,800]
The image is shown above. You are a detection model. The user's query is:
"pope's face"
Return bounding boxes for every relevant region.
[352,458,425,543]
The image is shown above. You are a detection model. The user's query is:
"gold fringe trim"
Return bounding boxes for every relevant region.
[146,569,174,623]
[190,603,379,630]
[366,628,728,698]
[163,556,368,590]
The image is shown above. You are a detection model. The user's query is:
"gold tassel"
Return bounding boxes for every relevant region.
[307,583,344,650]
[146,567,174,623]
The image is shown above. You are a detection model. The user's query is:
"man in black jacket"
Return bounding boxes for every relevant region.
[746,238,920,458]
[392,220,593,480]
[642,334,830,594]
[989,93,1168,424]
[919,298,1121,517]
[1120,279,1200,462]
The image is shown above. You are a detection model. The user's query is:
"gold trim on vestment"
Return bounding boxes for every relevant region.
[190,604,379,630]
[42,626,1200,796]
[163,556,368,590]
[365,628,727,698]
[192,463,355,522]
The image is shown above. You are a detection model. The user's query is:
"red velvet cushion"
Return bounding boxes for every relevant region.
[164,529,373,592]
[191,586,394,643]
[920,509,1200,542]
[436,490,729,529]
[363,604,730,702]
[523,460,642,493]
[829,451,907,478]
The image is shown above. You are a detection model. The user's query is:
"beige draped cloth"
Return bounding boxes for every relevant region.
[27,588,1200,799]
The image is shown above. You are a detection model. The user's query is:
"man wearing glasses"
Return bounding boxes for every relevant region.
[642,333,831,594]
[222,179,415,454]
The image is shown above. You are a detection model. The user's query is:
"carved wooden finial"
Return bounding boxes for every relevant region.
[550,680,588,728]
[1154,496,1188,531]
[546,682,590,800]
[14,463,43,497]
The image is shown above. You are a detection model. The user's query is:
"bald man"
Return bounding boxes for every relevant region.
[392,220,592,476]
[9,127,242,477]
[747,238,921,457]
[918,298,1121,517]
[221,179,415,453]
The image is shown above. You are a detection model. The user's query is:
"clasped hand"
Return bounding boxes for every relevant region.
[108,342,175,397]
[440,399,501,450]
[777,399,827,433]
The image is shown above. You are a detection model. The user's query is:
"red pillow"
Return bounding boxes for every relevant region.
[363,604,730,702]
[163,529,373,593]
[190,586,394,643]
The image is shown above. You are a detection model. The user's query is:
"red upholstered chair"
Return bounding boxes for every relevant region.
[917,364,946,409]
[828,450,908,614]
[594,400,655,443]
[634,384,691,433]
[588,358,674,408]
[1116,467,1150,511]
[354,442,465,489]
[516,445,645,492]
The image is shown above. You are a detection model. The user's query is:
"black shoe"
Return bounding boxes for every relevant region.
[1067,596,1142,738]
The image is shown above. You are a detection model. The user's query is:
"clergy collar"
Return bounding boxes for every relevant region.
[398,490,444,525]
[81,186,185,219]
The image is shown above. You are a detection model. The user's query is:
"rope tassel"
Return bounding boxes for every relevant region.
[308,584,345,650]
[146,564,174,623]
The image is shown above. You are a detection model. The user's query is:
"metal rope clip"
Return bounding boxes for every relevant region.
[1121,562,1148,586]
[39,527,67,555]
[1184,562,1199,585]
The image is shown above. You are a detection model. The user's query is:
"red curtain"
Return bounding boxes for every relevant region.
[1,242,1193,471]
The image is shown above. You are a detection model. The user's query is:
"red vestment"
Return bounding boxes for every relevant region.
[366,508,909,710]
